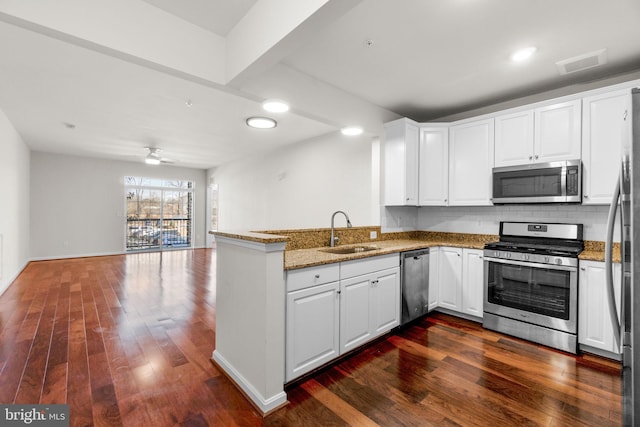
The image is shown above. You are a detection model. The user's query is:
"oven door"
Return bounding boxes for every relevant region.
[483,256,578,333]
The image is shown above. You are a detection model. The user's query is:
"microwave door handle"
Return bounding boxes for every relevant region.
[604,169,621,350]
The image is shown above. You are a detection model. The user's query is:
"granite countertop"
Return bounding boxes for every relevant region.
[579,241,621,263]
[211,228,619,268]
[284,238,489,270]
[211,230,288,244]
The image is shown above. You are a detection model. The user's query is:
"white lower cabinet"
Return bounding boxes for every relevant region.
[461,249,484,318]
[437,247,463,311]
[578,260,622,355]
[286,254,399,381]
[340,255,400,354]
[435,247,484,319]
[286,281,340,381]
[340,274,374,353]
[428,248,440,311]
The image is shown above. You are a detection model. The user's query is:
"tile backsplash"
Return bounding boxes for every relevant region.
[382,204,615,242]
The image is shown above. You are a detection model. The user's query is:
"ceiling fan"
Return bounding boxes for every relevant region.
[144,147,174,165]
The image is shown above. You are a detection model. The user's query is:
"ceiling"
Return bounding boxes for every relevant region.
[1,0,640,169]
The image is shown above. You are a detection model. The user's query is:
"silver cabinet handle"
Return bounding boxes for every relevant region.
[580,267,586,271]
[584,194,589,199]
[529,156,533,160]
[314,274,320,279]
[534,155,539,160]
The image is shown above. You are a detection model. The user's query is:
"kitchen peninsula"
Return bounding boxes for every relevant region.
[210,226,496,414]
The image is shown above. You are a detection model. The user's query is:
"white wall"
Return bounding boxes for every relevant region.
[30,152,207,259]
[383,204,614,242]
[0,109,30,294]
[208,132,380,231]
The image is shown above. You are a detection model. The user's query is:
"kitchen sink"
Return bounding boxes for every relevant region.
[320,245,380,254]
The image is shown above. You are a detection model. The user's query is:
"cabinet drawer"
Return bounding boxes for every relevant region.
[286,263,340,292]
[340,253,399,279]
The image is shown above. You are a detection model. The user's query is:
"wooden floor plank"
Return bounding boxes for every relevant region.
[0,249,622,426]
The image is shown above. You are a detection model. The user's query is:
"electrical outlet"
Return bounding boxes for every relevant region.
[370,231,377,239]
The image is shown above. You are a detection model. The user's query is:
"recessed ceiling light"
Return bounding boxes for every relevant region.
[262,99,289,113]
[511,46,537,62]
[246,116,277,129]
[341,126,363,136]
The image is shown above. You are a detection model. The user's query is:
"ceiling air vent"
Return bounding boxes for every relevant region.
[556,49,607,75]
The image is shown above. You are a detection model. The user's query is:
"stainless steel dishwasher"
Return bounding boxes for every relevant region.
[401,249,430,325]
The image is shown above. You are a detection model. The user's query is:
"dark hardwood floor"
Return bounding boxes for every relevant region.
[0,249,622,426]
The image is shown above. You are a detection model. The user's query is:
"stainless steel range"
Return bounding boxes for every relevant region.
[483,222,584,354]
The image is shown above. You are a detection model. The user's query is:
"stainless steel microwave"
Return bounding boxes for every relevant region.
[492,159,582,204]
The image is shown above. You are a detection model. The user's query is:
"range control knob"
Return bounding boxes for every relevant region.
[544,256,550,263]
[555,258,563,265]
[522,254,530,261]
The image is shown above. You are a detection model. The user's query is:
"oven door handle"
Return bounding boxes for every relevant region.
[484,257,577,272]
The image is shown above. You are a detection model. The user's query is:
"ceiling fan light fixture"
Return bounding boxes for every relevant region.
[246,116,277,129]
[262,99,289,113]
[145,156,161,165]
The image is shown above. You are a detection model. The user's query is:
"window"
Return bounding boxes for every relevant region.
[125,176,193,251]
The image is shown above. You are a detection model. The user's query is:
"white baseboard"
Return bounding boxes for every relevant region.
[0,259,30,297]
[29,250,125,262]
[212,350,287,415]
[29,246,210,262]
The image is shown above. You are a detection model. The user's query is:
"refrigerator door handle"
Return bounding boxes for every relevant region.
[605,169,622,351]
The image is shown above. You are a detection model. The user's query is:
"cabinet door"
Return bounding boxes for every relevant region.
[384,119,419,206]
[286,282,340,381]
[581,90,630,204]
[494,110,534,167]
[438,247,462,312]
[448,118,494,206]
[428,248,440,311]
[340,274,373,353]
[462,249,484,318]
[419,126,449,206]
[534,100,581,162]
[578,261,622,354]
[371,267,400,337]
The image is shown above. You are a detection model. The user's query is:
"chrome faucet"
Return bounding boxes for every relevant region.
[330,210,352,247]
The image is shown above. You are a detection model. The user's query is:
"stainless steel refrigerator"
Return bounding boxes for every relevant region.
[605,87,640,426]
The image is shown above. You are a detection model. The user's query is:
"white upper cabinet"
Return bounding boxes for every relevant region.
[534,100,582,163]
[418,126,449,206]
[383,118,419,206]
[494,110,534,167]
[581,89,630,204]
[448,118,494,206]
[494,100,581,167]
